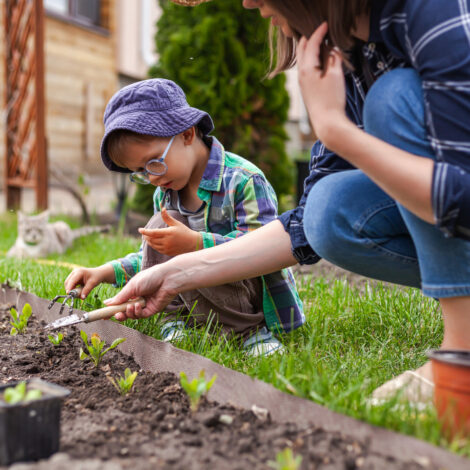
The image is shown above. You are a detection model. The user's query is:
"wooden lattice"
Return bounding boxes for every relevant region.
[4,0,47,210]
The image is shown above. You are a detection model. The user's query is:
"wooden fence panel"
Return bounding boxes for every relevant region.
[4,0,47,210]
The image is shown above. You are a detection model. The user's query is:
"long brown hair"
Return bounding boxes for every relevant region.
[266,0,371,76]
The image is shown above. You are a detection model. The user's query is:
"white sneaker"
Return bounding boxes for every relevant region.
[369,370,434,407]
[160,320,188,343]
[243,327,285,357]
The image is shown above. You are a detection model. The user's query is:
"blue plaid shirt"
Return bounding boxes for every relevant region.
[279,0,470,263]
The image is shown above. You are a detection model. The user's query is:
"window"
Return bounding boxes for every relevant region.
[45,0,101,27]
[45,0,68,15]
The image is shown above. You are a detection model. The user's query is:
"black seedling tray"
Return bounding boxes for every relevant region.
[0,378,70,465]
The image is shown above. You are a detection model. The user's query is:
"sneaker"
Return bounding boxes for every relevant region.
[160,320,188,343]
[243,327,285,357]
[369,370,434,407]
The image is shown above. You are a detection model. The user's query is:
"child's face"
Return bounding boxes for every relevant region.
[114,133,197,191]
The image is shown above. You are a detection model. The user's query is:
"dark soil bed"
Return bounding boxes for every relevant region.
[0,304,437,470]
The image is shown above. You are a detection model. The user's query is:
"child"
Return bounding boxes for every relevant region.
[64,78,304,356]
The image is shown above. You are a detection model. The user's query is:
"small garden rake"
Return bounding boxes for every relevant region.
[48,286,84,316]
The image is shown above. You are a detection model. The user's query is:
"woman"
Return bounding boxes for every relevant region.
[104,0,470,402]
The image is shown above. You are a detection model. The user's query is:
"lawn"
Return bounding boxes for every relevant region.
[0,211,468,457]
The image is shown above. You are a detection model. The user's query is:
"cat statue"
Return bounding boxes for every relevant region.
[7,210,109,259]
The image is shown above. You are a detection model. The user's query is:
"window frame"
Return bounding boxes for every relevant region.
[44,0,109,35]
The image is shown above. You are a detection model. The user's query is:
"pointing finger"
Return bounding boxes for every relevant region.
[161,207,183,227]
[139,228,172,238]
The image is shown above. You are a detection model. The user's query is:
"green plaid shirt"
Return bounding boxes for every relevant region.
[110,137,304,333]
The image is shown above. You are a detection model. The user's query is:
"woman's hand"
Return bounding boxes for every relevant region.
[139,208,202,256]
[296,22,348,146]
[104,263,178,321]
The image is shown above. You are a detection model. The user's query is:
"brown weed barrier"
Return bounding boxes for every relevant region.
[1,284,469,469]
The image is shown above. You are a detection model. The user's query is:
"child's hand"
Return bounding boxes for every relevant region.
[64,265,116,299]
[139,208,202,257]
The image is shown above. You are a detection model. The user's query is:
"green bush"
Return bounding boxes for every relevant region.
[129,183,155,216]
[132,0,293,216]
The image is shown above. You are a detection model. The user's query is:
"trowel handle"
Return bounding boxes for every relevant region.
[85,298,146,323]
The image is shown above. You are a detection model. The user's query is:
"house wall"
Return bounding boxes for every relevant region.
[0,0,119,189]
[117,0,160,81]
[44,3,118,174]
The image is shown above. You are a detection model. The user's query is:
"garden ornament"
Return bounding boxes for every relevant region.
[48,286,84,315]
[44,298,146,330]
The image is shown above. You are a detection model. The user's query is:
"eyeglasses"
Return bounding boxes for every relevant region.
[129,135,176,185]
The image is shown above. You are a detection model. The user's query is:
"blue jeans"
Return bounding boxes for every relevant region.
[304,68,470,298]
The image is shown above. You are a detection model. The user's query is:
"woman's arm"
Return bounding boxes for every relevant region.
[106,220,297,320]
[296,23,434,224]
[320,116,434,223]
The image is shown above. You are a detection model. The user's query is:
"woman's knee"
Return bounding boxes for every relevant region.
[303,173,355,260]
[363,68,427,149]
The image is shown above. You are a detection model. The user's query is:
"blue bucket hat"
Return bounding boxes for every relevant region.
[101,78,214,173]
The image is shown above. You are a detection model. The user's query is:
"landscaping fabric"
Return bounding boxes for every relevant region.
[1,285,469,469]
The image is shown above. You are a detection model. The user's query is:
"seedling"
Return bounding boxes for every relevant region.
[9,303,32,336]
[48,332,64,346]
[268,448,302,470]
[79,331,125,367]
[3,382,42,405]
[108,368,138,396]
[179,370,217,412]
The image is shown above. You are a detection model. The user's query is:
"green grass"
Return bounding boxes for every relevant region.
[0,211,469,457]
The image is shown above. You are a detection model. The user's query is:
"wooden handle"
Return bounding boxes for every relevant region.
[68,285,83,298]
[86,298,146,322]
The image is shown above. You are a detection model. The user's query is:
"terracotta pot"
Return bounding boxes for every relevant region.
[428,350,470,439]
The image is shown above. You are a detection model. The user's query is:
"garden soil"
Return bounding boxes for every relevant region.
[0,286,468,470]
